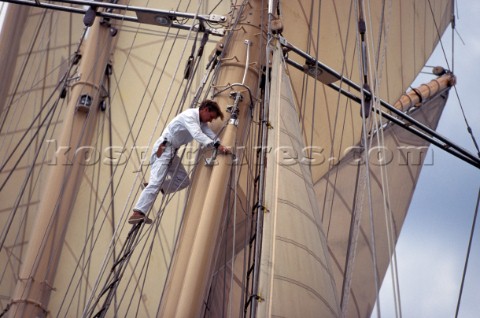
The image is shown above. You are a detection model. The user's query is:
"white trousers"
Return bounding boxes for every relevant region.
[133,145,190,214]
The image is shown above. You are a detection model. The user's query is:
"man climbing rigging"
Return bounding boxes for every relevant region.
[128,99,231,224]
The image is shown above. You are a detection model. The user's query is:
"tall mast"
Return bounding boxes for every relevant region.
[159,0,265,316]
[8,11,119,317]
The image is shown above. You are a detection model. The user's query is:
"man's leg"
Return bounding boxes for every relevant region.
[161,155,190,194]
[129,147,173,224]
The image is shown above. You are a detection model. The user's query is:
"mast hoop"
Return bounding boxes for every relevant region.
[8,298,49,315]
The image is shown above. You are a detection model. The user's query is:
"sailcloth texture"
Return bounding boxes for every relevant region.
[316,89,449,317]
[258,42,340,317]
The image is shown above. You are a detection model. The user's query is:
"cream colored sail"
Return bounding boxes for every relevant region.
[276,2,454,316]
[257,41,339,317]
[317,84,452,317]
[0,0,456,317]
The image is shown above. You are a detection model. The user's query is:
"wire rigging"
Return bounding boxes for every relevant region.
[455,187,480,318]
[426,0,480,157]
[364,1,403,317]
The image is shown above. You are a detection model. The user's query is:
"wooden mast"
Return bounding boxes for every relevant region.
[8,11,119,318]
[159,0,265,316]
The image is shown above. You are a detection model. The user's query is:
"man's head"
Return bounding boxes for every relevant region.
[199,99,224,123]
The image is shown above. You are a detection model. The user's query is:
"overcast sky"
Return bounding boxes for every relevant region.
[375,2,480,318]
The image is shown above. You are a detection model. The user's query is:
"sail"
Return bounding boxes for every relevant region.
[257,41,339,317]
[318,89,451,316]
[0,0,457,317]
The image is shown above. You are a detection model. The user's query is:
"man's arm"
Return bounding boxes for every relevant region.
[201,124,217,141]
[182,111,215,146]
[183,110,231,154]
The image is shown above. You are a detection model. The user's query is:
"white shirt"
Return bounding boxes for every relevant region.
[152,108,217,154]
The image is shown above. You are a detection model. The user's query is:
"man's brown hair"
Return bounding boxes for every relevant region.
[199,99,224,120]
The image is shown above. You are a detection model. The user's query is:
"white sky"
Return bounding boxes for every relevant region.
[376,2,480,317]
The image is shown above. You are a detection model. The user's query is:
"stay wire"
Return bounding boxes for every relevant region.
[431,0,480,157]
[426,0,451,71]
[364,1,402,317]
[450,73,480,158]
[427,2,480,158]
[341,1,379,315]
[0,95,63,254]
[84,78,114,314]
[0,82,62,191]
[319,0,355,232]
[368,0,403,316]
[455,187,480,318]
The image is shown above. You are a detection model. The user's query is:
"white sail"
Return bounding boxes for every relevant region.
[258,41,339,317]
[317,86,451,316]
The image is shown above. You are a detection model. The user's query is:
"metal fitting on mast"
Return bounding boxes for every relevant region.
[227,91,242,126]
[205,92,242,166]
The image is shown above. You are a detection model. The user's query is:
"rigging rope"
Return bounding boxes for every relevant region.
[342,1,398,317]
[427,0,480,158]
[454,187,480,318]
[0,85,61,191]
[341,0,388,315]
[364,1,403,317]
